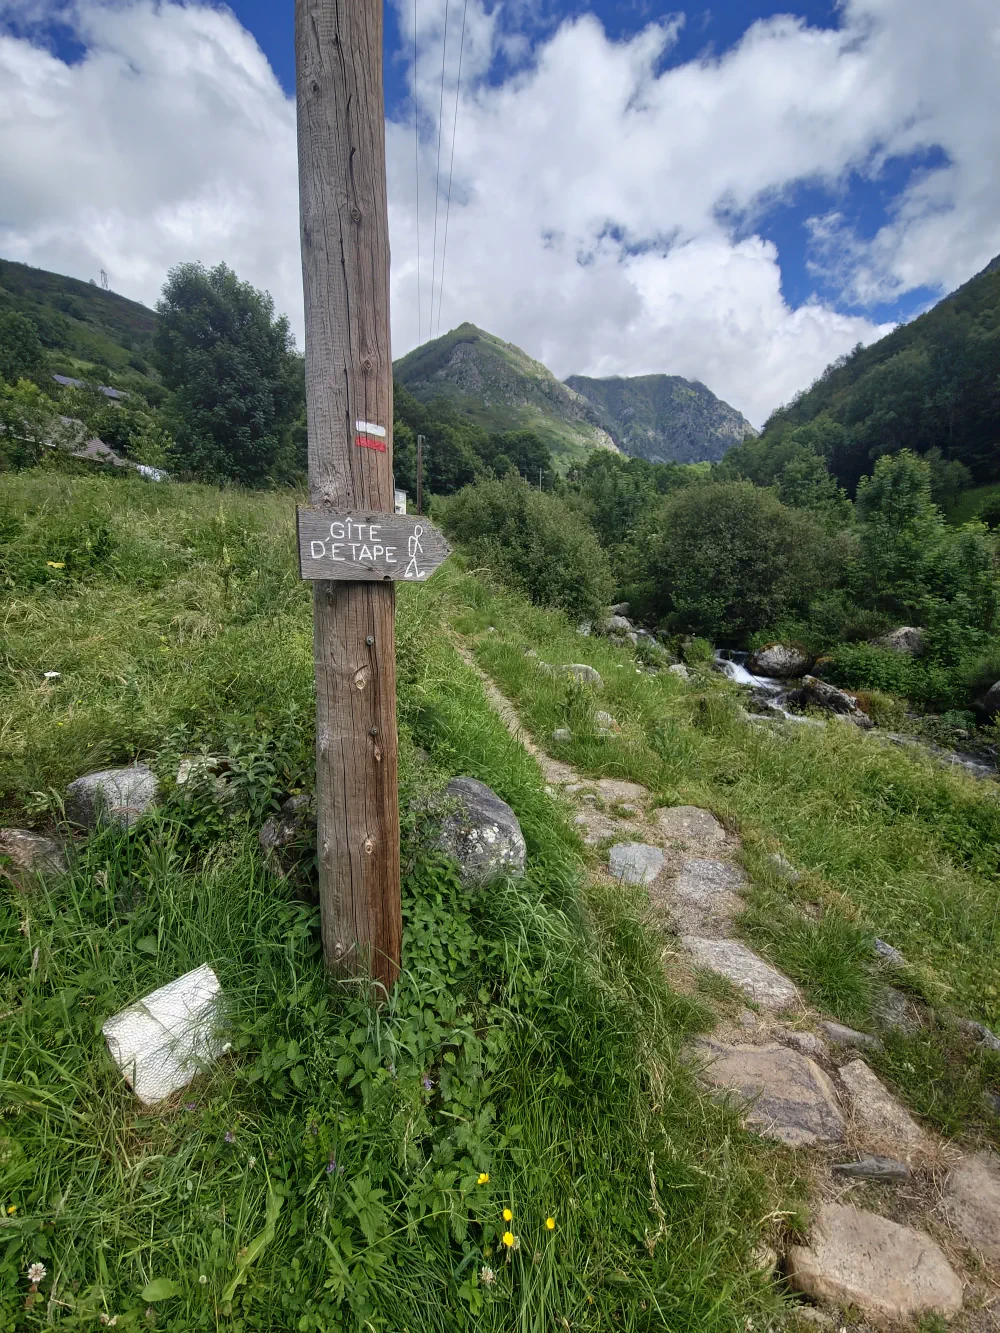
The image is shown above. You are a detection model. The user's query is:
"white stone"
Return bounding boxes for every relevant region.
[65,764,159,830]
[655,806,726,852]
[562,664,603,687]
[943,1152,1000,1262]
[103,964,229,1106]
[668,663,690,680]
[787,1203,963,1320]
[609,842,665,885]
[682,936,801,1011]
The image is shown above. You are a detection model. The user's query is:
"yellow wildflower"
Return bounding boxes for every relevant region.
[502,1231,515,1248]
[477,1173,489,1185]
[46,562,65,569]
[546,1217,555,1230]
[6,1205,16,1215]
[502,1207,512,1222]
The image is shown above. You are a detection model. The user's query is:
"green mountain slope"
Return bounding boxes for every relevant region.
[564,373,757,464]
[0,258,159,382]
[757,252,1000,489]
[393,323,619,468]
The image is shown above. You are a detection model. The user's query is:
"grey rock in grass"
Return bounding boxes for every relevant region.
[874,985,922,1035]
[682,937,801,1012]
[562,663,603,688]
[609,601,631,616]
[837,1058,926,1154]
[832,1156,911,1183]
[818,1020,882,1053]
[668,663,690,680]
[656,805,727,853]
[943,1152,1000,1263]
[260,794,314,860]
[981,680,1000,717]
[666,858,746,936]
[576,807,631,848]
[609,842,665,885]
[693,1039,845,1146]
[437,778,527,887]
[956,1017,1000,1051]
[65,764,159,830]
[551,727,572,744]
[576,621,592,637]
[0,829,68,885]
[594,710,620,733]
[986,1091,1000,1118]
[767,852,801,884]
[873,937,906,967]
[877,626,925,657]
[786,1203,963,1320]
[747,643,812,678]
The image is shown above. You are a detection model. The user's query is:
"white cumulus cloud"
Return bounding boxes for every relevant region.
[1,0,998,426]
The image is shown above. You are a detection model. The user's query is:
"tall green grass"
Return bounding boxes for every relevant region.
[1,473,788,1332]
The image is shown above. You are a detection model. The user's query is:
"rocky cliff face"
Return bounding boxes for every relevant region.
[564,373,757,464]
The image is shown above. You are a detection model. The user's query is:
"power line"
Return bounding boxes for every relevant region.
[435,0,468,339]
[413,0,422,348]
[428,0,450,344]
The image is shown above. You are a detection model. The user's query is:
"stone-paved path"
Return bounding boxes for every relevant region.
[457,642,1000,1331]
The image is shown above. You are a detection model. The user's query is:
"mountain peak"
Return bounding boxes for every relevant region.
[565,372,756,465]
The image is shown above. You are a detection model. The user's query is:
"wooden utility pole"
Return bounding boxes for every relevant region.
[295,0,401,989]
[416,434,425,515]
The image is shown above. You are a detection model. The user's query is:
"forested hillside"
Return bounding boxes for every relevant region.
[565,372,756,464]
[743,253,1000,494]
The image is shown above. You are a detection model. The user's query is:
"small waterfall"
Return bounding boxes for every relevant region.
[714,650,821,725]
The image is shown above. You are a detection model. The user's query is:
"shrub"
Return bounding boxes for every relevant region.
[439,475,614,620]
[645,481,831,640]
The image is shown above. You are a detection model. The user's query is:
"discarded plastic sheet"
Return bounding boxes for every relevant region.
[102,963,229,1106]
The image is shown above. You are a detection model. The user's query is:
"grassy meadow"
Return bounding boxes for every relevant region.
[1,472,790,1332]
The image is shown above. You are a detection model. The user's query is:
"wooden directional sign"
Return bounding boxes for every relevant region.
[297,507,450,582]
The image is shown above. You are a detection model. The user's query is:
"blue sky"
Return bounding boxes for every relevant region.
[1,0,998,423]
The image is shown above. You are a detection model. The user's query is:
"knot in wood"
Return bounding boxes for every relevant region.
[350,205,363,223]
[353,665,370,690]
[363,836,375,855]
[361,356,373,374]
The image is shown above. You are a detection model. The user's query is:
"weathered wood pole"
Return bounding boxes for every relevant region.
[416,434,425,515]
[294,0,401,989]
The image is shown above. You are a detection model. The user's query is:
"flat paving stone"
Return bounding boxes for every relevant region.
[786,1202,963,1321]
[943,1151,1000,1263]
[837,1058,926,1155]
[609,842,665,885]
[575,808,638,848]
[595,778,649,804]
[664,858,746,935]
[694,1040,845,1147]
[655,805,727,852]
[681,936,801,1011]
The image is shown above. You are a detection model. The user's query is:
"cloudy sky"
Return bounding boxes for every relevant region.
[1,0,998,426]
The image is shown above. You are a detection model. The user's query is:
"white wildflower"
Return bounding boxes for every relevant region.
[479,1265,496,1286]
[27,1262,46,1284]
[199,1275,208,1285]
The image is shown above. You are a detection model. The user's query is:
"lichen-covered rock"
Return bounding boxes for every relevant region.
[747,643,812,677]
[665,858,746,935]
[594,710,620,733]
[877,626,925,656]
[65,765,159,830]
[609,601,631,616]
[788,676,874,728]
[552,727,572,744]
[656,806,726,853]
[668,663,690,680]
[0,829,68,886]
[603,614,633,634]
[786,1203,963,1320]
[437,778,526,887]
